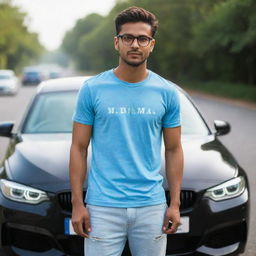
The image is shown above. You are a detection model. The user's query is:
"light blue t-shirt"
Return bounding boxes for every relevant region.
[72,69,181,207]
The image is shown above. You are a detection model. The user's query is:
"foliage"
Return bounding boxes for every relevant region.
[62,13,104,71]
[192,0,256,84]
[181,80,256,103]
[61,0,256,87]
[0,2,43,72]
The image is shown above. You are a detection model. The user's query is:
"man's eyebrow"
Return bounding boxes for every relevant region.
[122,33,150,37]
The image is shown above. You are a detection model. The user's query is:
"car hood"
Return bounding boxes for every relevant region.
[0,79,15,87]
[7,134,238,193]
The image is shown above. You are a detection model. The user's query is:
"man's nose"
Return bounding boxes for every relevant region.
[131,38,140,48]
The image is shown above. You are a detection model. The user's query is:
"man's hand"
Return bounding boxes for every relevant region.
[71,203,91,238]
[162,205,181,234]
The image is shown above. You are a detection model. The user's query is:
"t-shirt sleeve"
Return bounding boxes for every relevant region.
[72,81,94,125]
[162,87,181,128]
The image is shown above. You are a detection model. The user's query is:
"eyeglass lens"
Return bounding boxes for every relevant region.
[121,35,151,47]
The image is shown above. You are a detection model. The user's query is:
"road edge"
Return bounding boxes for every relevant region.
[185,89,256,111]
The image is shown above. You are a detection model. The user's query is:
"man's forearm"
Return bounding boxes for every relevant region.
[69,144,87,206]
[165,145,184,207]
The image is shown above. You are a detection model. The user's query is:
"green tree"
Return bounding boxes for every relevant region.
[62,0,224,78]
[62,13,104,70]
[0,2,43,71]
[192,0,256,84]
[62,0,256,86]
[76,1,130,71]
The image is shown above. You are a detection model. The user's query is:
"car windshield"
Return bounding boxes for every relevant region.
[22,90,209,135]
[22,91,77,133]
[179,92,209,135]
[0,74,11,80]
[25,72,40,76]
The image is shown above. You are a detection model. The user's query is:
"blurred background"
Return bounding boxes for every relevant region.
[1,0,256,100]
[0,0,256,255]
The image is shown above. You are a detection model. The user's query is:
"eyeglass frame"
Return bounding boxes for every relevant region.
[116,34,154,47]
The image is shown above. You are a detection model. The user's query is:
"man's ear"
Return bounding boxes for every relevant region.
[114,36,119,51]
[150,39,155,52]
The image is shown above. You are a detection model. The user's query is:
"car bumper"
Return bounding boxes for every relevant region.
[22,79,41,85]
[0,188,249,256]
[0,86,17,95]
[165,188,249,256]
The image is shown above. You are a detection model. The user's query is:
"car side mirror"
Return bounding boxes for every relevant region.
[214,120,231,136]
[0,121,15,138]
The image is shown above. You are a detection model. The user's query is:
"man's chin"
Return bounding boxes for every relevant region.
[122,57,147,67]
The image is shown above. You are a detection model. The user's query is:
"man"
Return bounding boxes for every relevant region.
[69,6,184,256]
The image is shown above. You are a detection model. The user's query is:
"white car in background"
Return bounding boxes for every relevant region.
[0,69,19,95]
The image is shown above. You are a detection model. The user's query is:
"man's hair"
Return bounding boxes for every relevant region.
[115,6,158,37]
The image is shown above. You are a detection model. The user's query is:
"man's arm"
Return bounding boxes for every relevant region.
[69,122,92,238]
[162,126,184,234]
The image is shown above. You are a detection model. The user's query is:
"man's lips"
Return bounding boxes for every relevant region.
[128,52,142,56]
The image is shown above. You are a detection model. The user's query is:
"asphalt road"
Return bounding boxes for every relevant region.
[189,91,256,256]
[0,85,255,255]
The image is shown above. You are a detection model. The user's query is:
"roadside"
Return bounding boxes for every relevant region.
[185,88,256,111]
[177,79,256,106]
[189,92,256,256]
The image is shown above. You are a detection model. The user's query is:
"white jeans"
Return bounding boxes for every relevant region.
[84,203,168,256]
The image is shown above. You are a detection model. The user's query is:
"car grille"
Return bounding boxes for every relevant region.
[165,190,196,210]
[57,190,196,212]
[57,191,86,212]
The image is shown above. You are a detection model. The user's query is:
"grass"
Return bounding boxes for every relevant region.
[179,80,256,103]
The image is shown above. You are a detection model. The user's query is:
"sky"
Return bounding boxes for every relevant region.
[12,0,116,51]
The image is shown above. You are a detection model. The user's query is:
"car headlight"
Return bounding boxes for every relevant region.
[204,176,246,201]
[0,179,49,204]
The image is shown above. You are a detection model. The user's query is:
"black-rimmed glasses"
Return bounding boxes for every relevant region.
[117,34,153,47]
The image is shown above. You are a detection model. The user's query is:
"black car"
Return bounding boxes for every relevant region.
[0,77,250,256]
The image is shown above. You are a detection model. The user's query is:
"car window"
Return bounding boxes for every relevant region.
[23,91,77,133]
[24,71,40,76]
[22,90,209,135]
[0,75,12,79]
[179,92,209,135]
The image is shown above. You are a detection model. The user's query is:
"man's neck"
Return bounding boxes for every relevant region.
[114,61,148,83]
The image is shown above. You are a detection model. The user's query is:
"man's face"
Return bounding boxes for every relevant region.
[114,22,155,67]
